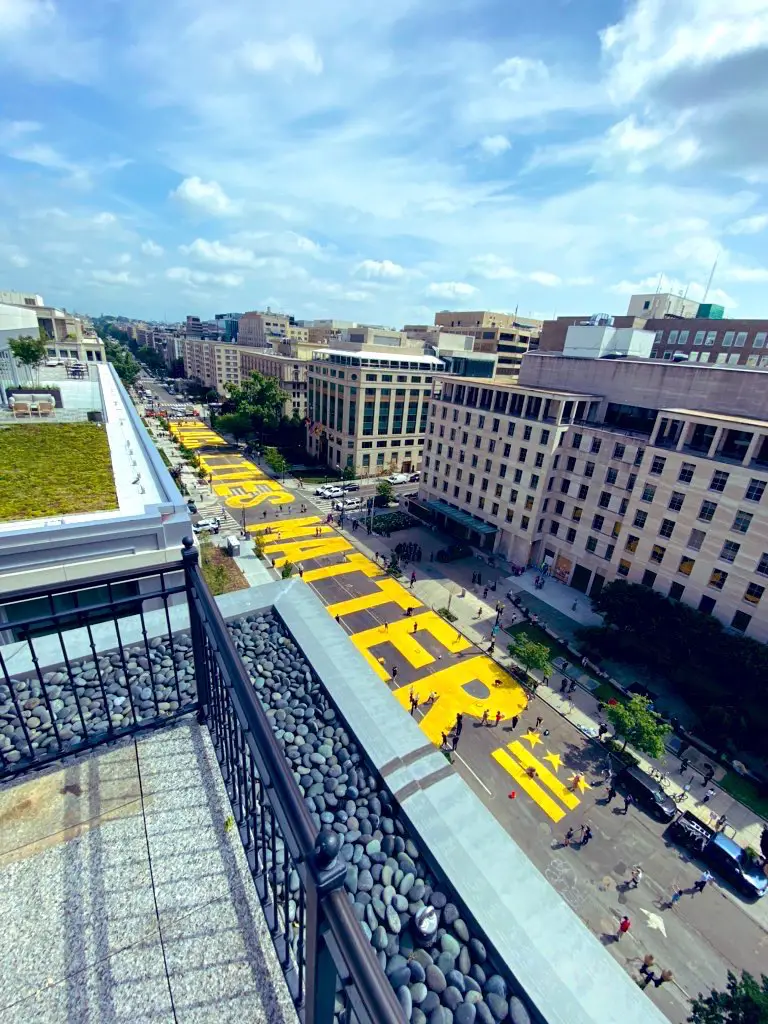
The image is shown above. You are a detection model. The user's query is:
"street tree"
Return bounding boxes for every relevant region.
[9,335,46,385]
[376,479,394,504]
[605,693,670,757]
[226,373,285,436]
[215,412,251,441]
[104,338,140,387]
[507,633,552,683]
[263,446,288,480]
[688,970,768,1023]
[342,465,356,481]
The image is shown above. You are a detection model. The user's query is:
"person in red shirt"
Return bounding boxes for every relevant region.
[616,916,631,940]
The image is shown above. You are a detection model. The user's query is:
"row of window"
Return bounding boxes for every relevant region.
[655,329,767,348]
[639,460,765,501]
[435,404,554,444]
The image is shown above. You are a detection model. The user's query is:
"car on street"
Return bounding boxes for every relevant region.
[321,486,344,499]
[386,473,410,484]
[341,481,360,491]
[668,811,768,899]
[186,499,198,514]
[616,765,676,822]
[333,498,363,511]
[409,472,421,482]
[192,517,220,534]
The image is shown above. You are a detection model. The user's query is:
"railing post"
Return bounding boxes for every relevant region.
[305,830,348,1024]
[182,537,210,723]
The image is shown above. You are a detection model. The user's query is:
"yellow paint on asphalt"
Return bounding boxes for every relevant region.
[265,536,353,565]
[326,578,422,618]
[491,748,567,823]
[302,553,384,583]
[393,656,527,745]
[250,516,321,534]
[257,522,334,542]
[507,741,580,810]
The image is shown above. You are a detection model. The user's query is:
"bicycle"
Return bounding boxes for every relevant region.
[650,766,671,788]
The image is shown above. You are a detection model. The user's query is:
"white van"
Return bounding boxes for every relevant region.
[386,473,410,484]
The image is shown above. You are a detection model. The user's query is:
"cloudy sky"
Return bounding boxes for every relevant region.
[2,0,768,325]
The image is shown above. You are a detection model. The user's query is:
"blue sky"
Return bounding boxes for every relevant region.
[2,0,768,325]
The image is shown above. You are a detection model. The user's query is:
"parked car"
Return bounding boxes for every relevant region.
[668,811,768,899]
[314,484,334,495]
[192,517,220,534]
[386,473,410,484]
[409,472,421,482]
[341,481,360,491]
[334,497,363,511]
[186,499,198,514]
[322,486,345,499]
[616,765,676,822]
[435,543,472,563]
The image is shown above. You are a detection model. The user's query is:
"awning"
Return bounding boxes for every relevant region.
[425,501,497,535]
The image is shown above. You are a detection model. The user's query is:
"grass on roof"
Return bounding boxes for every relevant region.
[0,423,118,522]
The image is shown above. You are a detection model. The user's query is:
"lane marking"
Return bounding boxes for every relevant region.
[492,748,566,823]
[507,741,581,810]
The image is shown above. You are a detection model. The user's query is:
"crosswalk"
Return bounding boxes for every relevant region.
[195,496,241,537]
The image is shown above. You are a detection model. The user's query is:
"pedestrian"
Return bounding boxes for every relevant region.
[405,605,412,617]
[481,709,489,726]
[560,677,568,693]
[475,607,483,618]
[391,665,398,681]
[569,774,582,792]
[667,888,683,908]
[639,954,655,978]
[654,970,674,989]
[495,710,502,727]
[606,782,617,802]
[455,713,464,737]
[571,600,578,611]
[703,764,715,784]
[488,640,495,654]
[535,716,543,730]
[622,793,633,814]
[335,614,341,624]
[581,656,588,668]
[410,571,416,589]
[679,757,690,773]
[472,571,477,585]
[563,827,575,847]
[382,621,389,633]
[616,916,631,940]
[568,680,577,693]
[716,813,727,832]
[628,865,643,889]
[525,766,538,779]
[375,552,380,563]
[692,870,713,895]
[510,714,519,730]
[441,731,449,750]
[413,621,418,633]
[703,787,715,803]
[598,722,609,740]
[451,731,460,751]
[581,824,593,846]
[483,586,489,599]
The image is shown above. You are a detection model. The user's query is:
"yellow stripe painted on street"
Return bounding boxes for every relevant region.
[258,523,334,543]
[250,516,321,534]
[326,578,422,618]
[507,742,581,810]
[302,553,384,583]
[265,536,353,565]
[491,748,566,823]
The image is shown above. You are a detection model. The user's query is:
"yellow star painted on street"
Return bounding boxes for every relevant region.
[543,751,564,772]
[521,730,543,748]
[568,773,592,793]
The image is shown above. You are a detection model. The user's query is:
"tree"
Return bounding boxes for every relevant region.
[376,479,394,503]
[136,345,166,373]
[9,335,47,385]
[605,694,670,757]
[688,970,768,1023]
[342,465,356,481]
[216,412,251,441]
[104,338,140,387]
[226,372,286,436]
[507,633,553,683]
[263,446,288,480]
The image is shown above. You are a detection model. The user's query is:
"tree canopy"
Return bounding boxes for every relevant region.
[585,580,768,754]
[507,633,553,682]
[263,446,288,478]
[136,345,166,373]
[376,479,394,502]
[104,338,140,387]
[226,372,286,433]
[215,411,251,441]
[688,970,768,1023]
[605,693,670,757]
[9,335,46,383]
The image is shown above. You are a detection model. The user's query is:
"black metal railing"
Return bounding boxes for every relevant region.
[0,561,194,779]
[182,540,404,1024]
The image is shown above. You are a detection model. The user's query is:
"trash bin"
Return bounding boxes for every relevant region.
[226,536,241,556]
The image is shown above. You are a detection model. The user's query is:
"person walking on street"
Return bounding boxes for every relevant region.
[703,787,715,803]
[692,870,713,895]
[606,781,617,803]
[535,715,543,730]
[665,888,683,909]
[703,764,715,785]
[639,954,655,978]
[628,865,643,889]
[481,709,489,726]
[622,793,633,814]
[616,916,631,940]
[560,677,568,693]
[680,757,690,773]
[563,827,575,847]
[510,714,519,730]
[391,665,398,682]
[410,571,416,589]
[451,731,460,752]
[568,679,577,694]
[413,620,418,633]
[581,824,593,846]
[483,586,489,599]
[488,640,495,654]
[654,970,674,989]
[495,710,503,727]
[455,713,464,738]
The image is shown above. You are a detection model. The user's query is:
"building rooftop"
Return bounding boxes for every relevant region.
[663,407,768,429]
[314,349,443,365]
[437,373,602,398]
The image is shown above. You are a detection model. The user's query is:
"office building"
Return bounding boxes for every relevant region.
[306,348,441,474]
[432,310,542,378]
[238,311,308,348]
[626,291,700,320]
[238,349,310,417]
[418,352,768,642]
[215,312,242,342]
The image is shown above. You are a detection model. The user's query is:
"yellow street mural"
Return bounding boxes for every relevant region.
[168,421,294,507]
[249,511,583,822]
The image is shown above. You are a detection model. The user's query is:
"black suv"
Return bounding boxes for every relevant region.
[616,765,676,822]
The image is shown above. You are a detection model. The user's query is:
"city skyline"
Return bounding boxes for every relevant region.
[1,0,768,324]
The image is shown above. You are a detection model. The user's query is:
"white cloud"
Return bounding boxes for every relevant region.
[355,259,406,279]
[727,214,768,235]
[92,212,117,227]
[480,135,510,156]
[241,35,323,76]
[171,176,235,216]
[166,266,243,288]
[470,255,519,281]
[141,239,164,256]
[180,237,255,266]
[426,281,478,299]
[528,271,561,287]
[116,252,131,265]
[91,269,141,286]
[493,56,550,91]
[610,274,736,309]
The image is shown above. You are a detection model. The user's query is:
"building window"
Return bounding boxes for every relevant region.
[523,425,532,440]
[642,570,657,588]
[619,497,629,516]
[668,581,685,601]
[604,544,615,561]
[560,479,570,495]
[506,509,514,523]
[735,332,748,347]
[633,510,647,528]
[754,332,767,349]
[640,483,656,503]
[730,610,751,633]
[678,555,695,576]
[605,467,618,485]
[745,478,766,502]
[566,527,577,543]
[524,495,535,510]
[612,443,625,460]
[705,331,717,346]
[744,583,765,605]
[650,544,666,564]
[584,461,595,478]
[554,499,565,515]
[590,438,602,454]
[678,462,695,484]
[650,456,666,475]
[693,331,705,345]
[668,491,685,512]
[586,536,597,553]
[708,568,728,590]
[722,331,734,347]
[709,470,729,493]
[699,595,716,614]
[698,500,717,522]
[491,502,499,516]
[540,429,550,444]
[530,474,540,489]
[720,540,740,563]
[549,521,559,536]
[625,534,639,553]
[514,469,522,483]
[592,514,605,531]
[659,519,675,539]
[478,497,485,510]
[617,559,631,577]
[686,528,705,552]
[521,516,530,530]
[732,510,753,534]
[756,553,768,576]
[598,491,611,508]
[566,456,576,472]
[518,447,528,462]
[535,452,544,468]
[578,484,589,500]
[571,432,582,449]
[571,506,583,522]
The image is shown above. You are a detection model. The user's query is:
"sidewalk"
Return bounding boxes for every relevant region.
[334,517,767,853]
